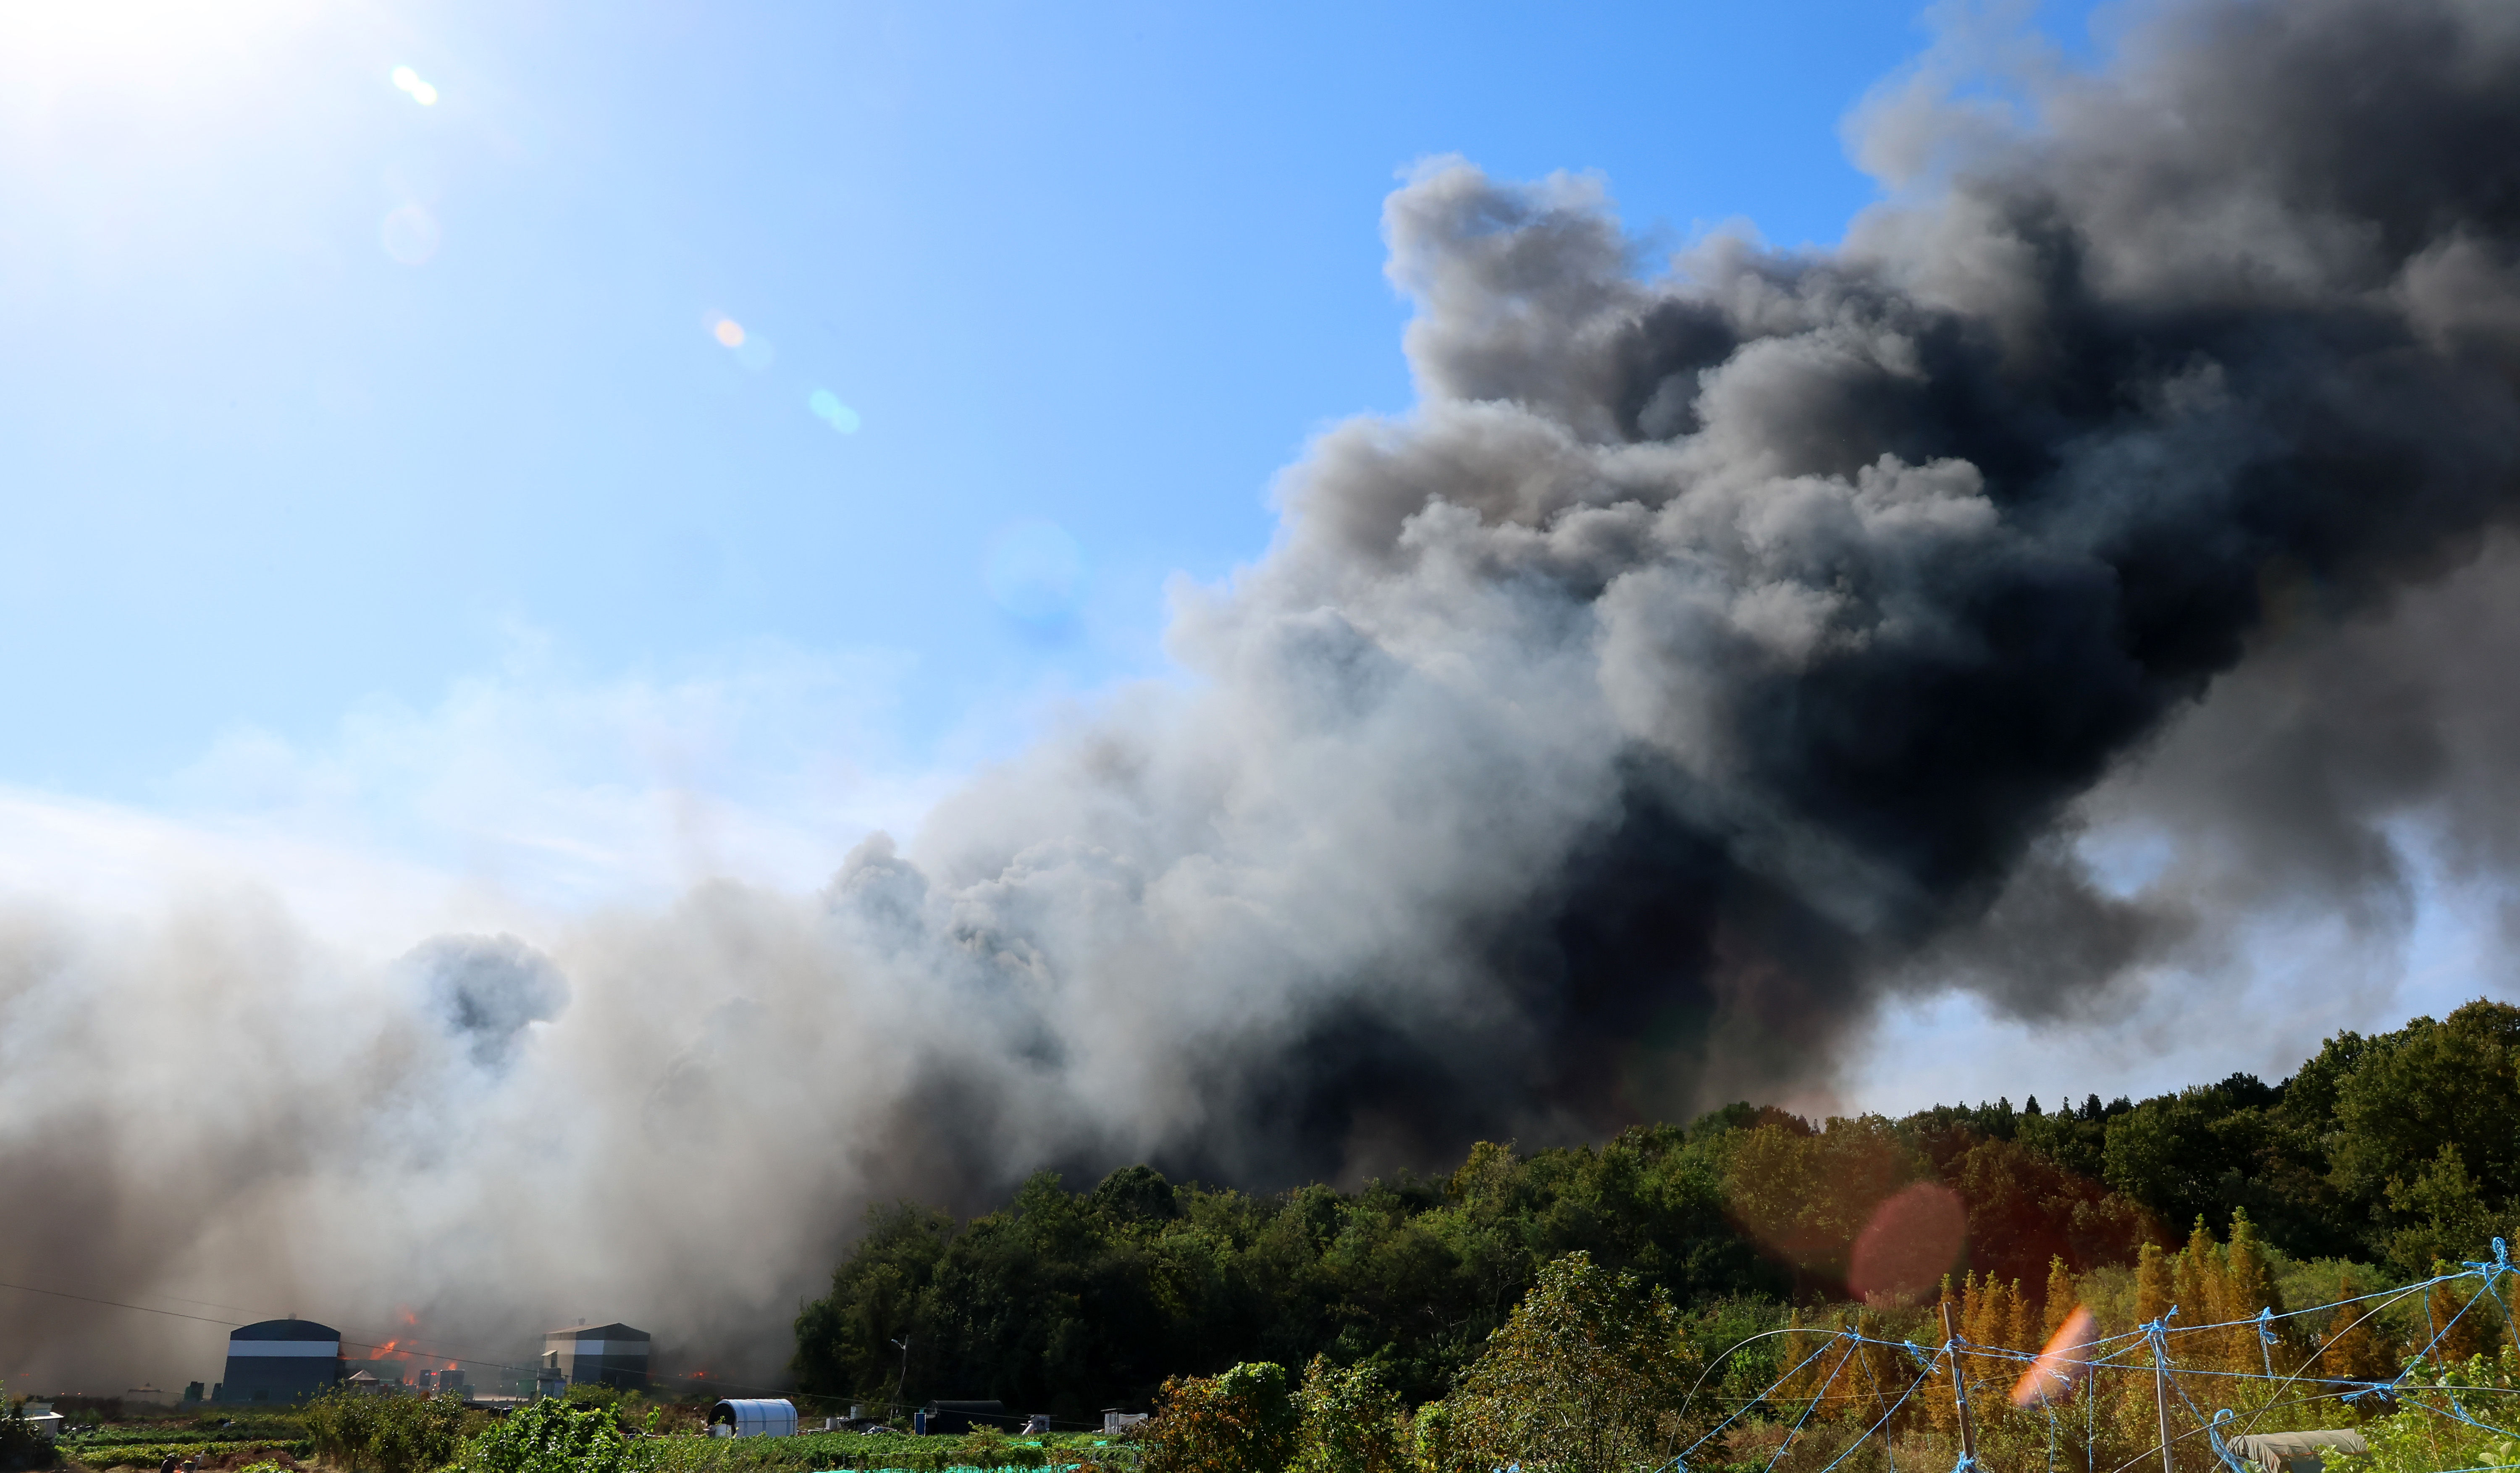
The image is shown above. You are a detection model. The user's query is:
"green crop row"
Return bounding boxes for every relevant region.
[643,1432,1138,1473]
[61,1431,300,1449]
[67,1439,311,1468]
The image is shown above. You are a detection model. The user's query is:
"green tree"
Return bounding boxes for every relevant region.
[2332,1003,2520,1222]
[0,1382,59,1473]
[1447,1252,1700,1473]
[791,1199,956,1406]
[1140,1362,1297,1473]
[2379,1144,2500,1278]
[2100,1077,2278,1233]
[459,1397,648,1473]
[1407,1401,1466,1473]
[784,1001,2518,1421]
[1293,1358,1403,1473]
[1720,1117,1922,1293]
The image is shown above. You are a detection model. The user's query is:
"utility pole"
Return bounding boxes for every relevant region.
[1941,1302,1979,1470]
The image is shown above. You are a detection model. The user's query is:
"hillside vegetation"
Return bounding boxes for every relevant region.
[792,1001,2520,1417]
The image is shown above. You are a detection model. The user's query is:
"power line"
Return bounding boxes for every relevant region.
[0,1279,242,1329]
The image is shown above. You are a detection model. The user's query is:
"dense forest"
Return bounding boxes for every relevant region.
[790,1001,2520,1420]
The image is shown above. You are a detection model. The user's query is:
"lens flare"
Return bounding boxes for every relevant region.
[390,66,438,106]
[807,390,861,434]
[1846,1181,1966,1304]
[2012,1305,2100,1406]
[380,204,440,265]
[713,319,745,348]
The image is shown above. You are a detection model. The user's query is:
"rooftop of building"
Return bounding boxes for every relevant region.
[228,1319,340,1342]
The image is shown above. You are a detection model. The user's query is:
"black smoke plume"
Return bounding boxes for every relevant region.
[5,0,2520,1393]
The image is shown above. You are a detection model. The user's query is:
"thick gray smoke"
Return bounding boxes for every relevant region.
[408,936,571,1072]
[7,0,2520,1396]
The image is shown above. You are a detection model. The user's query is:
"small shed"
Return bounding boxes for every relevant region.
[707,1399,798,1439]
[2226,1430,2373,1473]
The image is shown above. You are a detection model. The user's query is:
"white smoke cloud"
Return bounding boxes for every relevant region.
[11,0,2520,1405]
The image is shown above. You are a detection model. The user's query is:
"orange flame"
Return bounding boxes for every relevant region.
[2012,1306,2099,1407]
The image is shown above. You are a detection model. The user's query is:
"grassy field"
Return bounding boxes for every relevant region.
[38,1415,1138,1473]
[645,1431,1141,1473]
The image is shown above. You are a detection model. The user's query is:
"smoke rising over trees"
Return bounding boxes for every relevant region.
[8,0,2520,1393]
[791,1002,2520,1419]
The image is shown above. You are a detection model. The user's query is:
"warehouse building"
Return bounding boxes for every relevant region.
[540,1322,650,1390]
[217,1319,342,1404]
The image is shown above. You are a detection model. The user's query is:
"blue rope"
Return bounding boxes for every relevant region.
[1762,1330,1859,1473]
[1667,1255,2520,1473]
[1803,1346,1938,1473]
[1680,1327,1848,1460]
[2205,1407,2257,1473]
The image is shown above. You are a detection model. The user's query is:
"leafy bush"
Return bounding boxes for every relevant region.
[2,1389,58,1473]
[2329,1349,2520,1473]
[304,1390,467,1473]
[458,1398,650,1473]
[1292,1359,1402,1473]
[1139,1363,1296,1473]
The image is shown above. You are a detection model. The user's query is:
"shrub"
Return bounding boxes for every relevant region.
[1405,1401,1463,1473]
[2330,1349,2520,1473]
[1139,1363,1295,1473]
[303,1391,467,1473]
[2,1391,58,1473]
[1292,1359,1402,1473]
[458,1398,651,1473]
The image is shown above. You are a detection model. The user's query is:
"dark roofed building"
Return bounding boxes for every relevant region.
[218,1319,342,1404]
[541,1323,650,1391]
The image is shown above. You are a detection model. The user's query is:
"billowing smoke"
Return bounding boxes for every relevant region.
[408,936,571,1073]
[7,0,2520,1395]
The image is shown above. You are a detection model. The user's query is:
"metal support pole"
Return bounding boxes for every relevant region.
[2154,1332,2176,1473]
[1942,1301,1979,1470]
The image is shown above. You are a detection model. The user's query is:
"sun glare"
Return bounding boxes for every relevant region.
[713,319,746,348]
[0,0,325,111]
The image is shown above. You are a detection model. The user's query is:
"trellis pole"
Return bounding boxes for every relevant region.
[1941,1301,1979,1470]
[2154,1328,2176,1473]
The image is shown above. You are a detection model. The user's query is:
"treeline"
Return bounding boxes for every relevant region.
[789,1001,2520,1418]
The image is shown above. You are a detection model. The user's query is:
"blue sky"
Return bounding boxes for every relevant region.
[19,0,2487,1113]
[0,0,1958,794]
